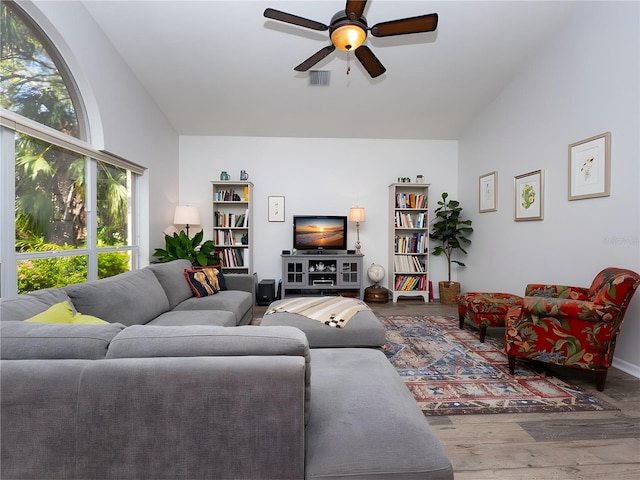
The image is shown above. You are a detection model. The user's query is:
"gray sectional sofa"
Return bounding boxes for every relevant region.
[0,260,454,479]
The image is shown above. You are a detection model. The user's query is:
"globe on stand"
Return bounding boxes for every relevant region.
[365,263,389,303]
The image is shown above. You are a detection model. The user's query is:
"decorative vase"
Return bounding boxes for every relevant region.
[438,281,461,306]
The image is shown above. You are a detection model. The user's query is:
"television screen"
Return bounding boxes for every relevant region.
[293,216,347,251]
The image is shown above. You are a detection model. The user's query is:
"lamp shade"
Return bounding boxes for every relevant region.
[349,207,366,223]
[174,206,201,226]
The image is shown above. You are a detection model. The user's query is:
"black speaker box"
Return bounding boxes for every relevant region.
[257,279,276,306]
[282,250,291,255]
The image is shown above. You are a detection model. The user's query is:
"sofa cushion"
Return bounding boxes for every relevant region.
[147,310,236,327]
[0,288,75,322]
[64,269,170,326]
[0,321,125,360]
[24,301,108,325]
[146,259,194,309]
[184,268,219,297]
[173,290,252,325]
[306,348,454,480]
[107,324,312,423]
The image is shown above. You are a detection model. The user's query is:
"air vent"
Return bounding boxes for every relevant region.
[309,70,330,86]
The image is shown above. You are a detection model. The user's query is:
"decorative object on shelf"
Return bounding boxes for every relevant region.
[268,195,285,222]
[568,132,611,200]
[349,207,366,255]
[416,175,424,183]
[430,192,473,305]
[479,171,497,213]
[220,171,230,181]
[152,230,219,267]
[514,169,544,221]
[240,170,249,181]
[173,205,200,237]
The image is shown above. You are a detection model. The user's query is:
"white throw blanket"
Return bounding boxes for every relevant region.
[265,296,371,328]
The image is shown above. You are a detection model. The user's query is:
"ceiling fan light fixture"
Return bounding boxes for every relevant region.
[330,24,367,51]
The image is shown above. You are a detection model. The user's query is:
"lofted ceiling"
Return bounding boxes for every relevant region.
[81,1,578,140]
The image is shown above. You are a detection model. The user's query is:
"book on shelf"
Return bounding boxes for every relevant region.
[394,274,428,291]
[215,189,244,202]
[217,247,246,268]
[394,211,426,229]
[393,255,425,273]
[395,193,428,209]
[394,233,428,254]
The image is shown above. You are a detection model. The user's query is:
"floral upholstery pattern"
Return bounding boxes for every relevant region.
[456,292,522,342]
[505,267,640,391]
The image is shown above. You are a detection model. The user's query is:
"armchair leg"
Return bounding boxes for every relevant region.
[595,370,608,392]
[479,326,487,343]
[459,315,465,330]
[508,355,516,375]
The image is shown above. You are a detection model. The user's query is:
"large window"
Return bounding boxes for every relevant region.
[1,1,142,295]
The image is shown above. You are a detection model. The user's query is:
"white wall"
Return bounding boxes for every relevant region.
[178,136,458,291]
[458,1,640,375]
[28,1,180,264]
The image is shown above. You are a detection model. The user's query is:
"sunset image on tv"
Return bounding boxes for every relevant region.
[296,218,345,247]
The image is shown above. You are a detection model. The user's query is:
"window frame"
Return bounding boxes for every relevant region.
[1,0,145,296]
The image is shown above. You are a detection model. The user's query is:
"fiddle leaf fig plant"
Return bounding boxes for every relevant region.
[430,192,473,283]
[152,230,219,266]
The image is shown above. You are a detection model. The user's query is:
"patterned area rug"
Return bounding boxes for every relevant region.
[381,315,619,416]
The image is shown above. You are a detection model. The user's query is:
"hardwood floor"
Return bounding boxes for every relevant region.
[255,299,640,479]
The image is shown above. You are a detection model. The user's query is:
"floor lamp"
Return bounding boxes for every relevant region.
[174,206,201,236]
[349,207,366,255]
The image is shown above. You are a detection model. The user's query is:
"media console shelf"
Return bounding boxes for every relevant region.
[281,253,363,298]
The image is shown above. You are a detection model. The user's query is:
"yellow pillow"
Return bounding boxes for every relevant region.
[71,313,108,325]
[24,301,74,323]
[24,301,108,325]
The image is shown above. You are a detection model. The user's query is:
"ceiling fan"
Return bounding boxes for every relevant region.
[263,0,438,78]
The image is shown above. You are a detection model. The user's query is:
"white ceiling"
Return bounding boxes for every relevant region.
[81,1,578,140]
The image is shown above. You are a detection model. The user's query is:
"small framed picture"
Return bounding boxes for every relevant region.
[479,171,497,213]
[568,132,611,200]
[268,195,285,222]
[514,169,544,221]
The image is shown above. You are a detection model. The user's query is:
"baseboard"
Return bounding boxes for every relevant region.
[612,357,640,379]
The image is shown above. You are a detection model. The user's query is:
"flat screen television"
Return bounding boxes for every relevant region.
[293,215,348,252]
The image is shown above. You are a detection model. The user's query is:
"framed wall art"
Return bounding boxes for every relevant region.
[568,132,611,200]
[268,195,285,222]
[514,169,544,221]
[479,171,497,213]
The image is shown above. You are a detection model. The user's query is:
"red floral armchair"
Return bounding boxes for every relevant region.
[505,267,640,391]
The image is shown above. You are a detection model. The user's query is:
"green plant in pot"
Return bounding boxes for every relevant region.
[430,192,473,305]
[152,230,219,266]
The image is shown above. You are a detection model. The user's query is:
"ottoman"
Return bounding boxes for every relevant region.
[456,292,522,342]
[260,298,387,348]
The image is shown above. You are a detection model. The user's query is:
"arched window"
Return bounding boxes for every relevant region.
[1,1,142,295]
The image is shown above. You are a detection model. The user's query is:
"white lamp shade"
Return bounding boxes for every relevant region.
[349,207,366,223]
[174,206,201,226]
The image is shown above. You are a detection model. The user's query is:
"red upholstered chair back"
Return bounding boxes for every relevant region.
[589,267,640,308]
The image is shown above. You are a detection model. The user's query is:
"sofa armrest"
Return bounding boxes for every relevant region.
[525,283,590,300]
[522,296,620,323]
[224,273,255,294]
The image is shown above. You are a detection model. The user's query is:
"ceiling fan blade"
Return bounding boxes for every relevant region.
[264,8,328,31]
[345,0,367,20]
[371,13,438,37]
[294,45,336,72]
[354,46,386,78]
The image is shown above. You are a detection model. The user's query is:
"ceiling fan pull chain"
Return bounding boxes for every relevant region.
[347,50,351,75]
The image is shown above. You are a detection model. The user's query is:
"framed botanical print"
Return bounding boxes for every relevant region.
[268,195,285,222]
[514,170,544,221]
[479,171,497,213]
[568,132,611,200]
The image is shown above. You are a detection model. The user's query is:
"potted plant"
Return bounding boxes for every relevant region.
[152,230,220,266]
[430,192,473,305]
